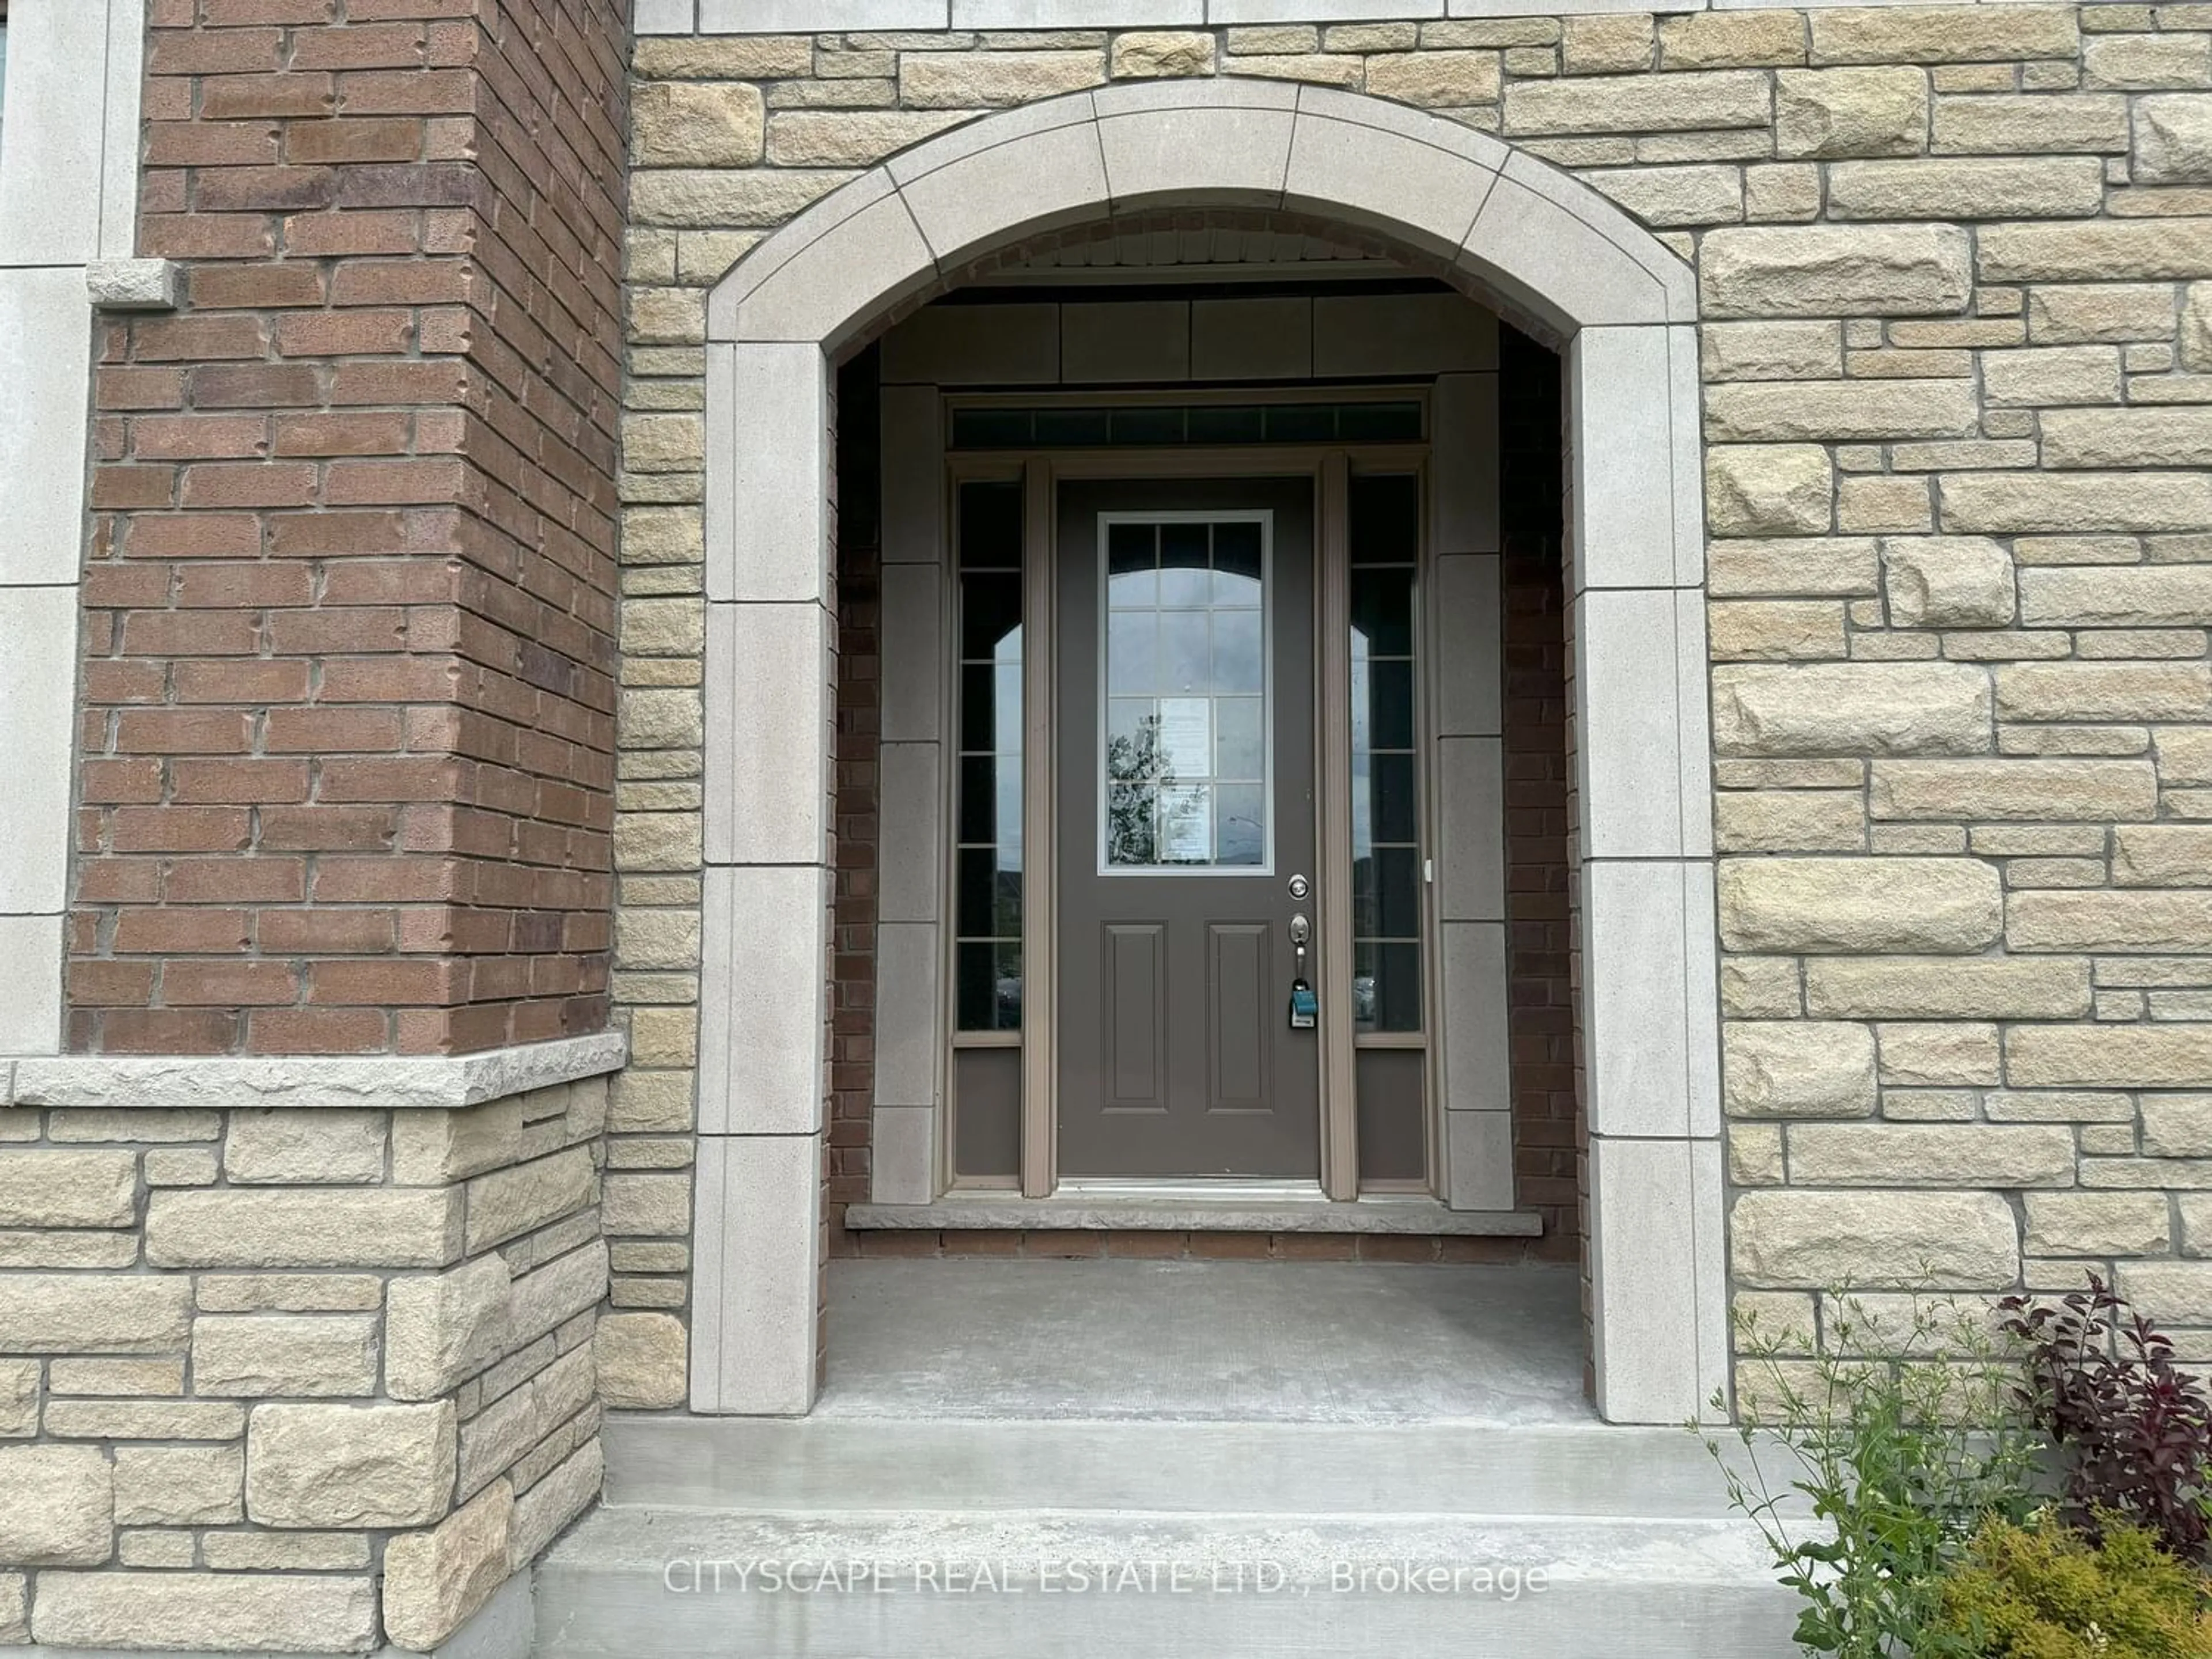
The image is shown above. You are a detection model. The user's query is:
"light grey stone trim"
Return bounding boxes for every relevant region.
[1575,588,1714,863]
[690,1132,823,1414]
[86,257,181,311]
[1562,290,1720,1421]
[1444,1105,1516,1214]
[873,922,943,1116]
[0,1,144,266]
[702,84,1721,1423]
[698,865,831,1137]
[1433,554,1501,738]
[1574,327,1706,592]
[1440,921,1514,1208]
[0,581,78,1051]
[0,1,148,1056]
[844,1195,1541,1234]
[650,0,1986,32]
[2,1033,628,1111]
[1589,1137,1729,1426]
[701,600,833,867]
[706,343,832,605]
[877,747,944,926]
[1583,861,1722,1143]
[871,385,947,1203]
[880,561,948,746]
[870,1105,938,1206]
[1429,370,1512,1213]
[708,85,1695,351]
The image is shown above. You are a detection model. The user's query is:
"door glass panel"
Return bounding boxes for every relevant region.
[1349,475,1422,1032]
[1107,611,1157,694]
[1215,783,1265,868]
[1213,610,1262,695]
[954,480,1024,1031]
[1215,697,1263,781]
[1100,515,1271,873]
[1160,611,1209,692]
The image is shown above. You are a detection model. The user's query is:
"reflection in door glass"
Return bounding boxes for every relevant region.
[1349,475,1422,1032]
[1101,518,1268,870]
[954,481,1024,1031]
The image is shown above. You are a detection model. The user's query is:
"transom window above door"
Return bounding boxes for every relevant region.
[1100,514,1271,874]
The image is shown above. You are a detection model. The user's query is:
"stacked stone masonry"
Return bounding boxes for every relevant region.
[607,5,2212,1404]
[0,1082,609,1650]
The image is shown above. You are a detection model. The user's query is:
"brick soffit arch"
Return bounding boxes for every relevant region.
[692,81,1726,1426]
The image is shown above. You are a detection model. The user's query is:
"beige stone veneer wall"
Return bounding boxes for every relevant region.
[609,5,2212,1406]
[0,1085,609,1649]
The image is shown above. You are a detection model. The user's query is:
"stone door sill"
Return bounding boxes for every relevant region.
[842,1194,1543,1236]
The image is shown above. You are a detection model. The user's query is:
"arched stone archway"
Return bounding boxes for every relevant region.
[691,81,1722,1426]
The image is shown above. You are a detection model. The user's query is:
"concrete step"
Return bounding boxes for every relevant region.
[535,1418,1803,1657]
[601,1411,1764,1520]
[534,1505,1800,1658]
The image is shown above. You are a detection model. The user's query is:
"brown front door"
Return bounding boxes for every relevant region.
[1055,478,1321,1179]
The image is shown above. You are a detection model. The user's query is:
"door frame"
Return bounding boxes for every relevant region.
[943,428,1433,1202]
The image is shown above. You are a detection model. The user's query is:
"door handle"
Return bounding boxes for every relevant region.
[1287,913,1317,1029]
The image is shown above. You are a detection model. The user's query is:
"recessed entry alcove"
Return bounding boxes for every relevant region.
[694,85,1720,1426]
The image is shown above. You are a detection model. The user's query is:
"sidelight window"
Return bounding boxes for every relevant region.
[953,480,1024,1032]
[1099,514,1271,874]
[1349,475,1423,1033]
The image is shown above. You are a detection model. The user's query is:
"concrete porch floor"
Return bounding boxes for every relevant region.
[817,1258,1592,1425]
[546,1260,1800,1656]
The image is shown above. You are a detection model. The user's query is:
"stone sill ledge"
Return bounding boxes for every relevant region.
[844,1195,1544,1236]
[0,1031,628,1111]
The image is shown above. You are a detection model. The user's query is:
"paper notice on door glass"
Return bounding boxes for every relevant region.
[1156,698,1211,782]
[1159,785,1212,864]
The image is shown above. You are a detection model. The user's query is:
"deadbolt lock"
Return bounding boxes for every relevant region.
[1287,873,1310,899]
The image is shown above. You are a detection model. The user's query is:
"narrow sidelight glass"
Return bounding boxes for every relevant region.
[1348,474,1423,1033]
[954,480,1024,1031]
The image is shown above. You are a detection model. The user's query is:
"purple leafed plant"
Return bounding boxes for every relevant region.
[1997,1271,2212,1565]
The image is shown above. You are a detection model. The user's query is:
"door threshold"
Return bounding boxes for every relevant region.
[842,1191,1543,1237]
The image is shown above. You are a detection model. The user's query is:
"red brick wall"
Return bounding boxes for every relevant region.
[71,0,629,1055]
[829,350,882,1241]
[1498,323,1580,1263]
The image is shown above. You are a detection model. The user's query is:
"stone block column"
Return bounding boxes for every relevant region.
[0,1045,619,1652]
[1568,323,1728,1425]
[690,340,834,1414]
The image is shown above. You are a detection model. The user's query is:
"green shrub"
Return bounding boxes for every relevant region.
[1709,1290,2044,1657]
[1933,1512,2212,1657]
